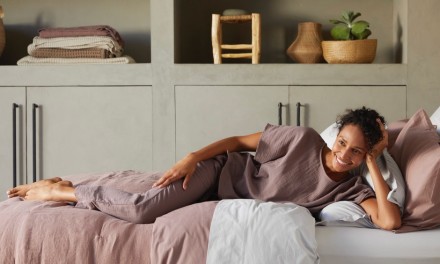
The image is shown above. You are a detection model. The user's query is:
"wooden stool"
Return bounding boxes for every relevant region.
[211,13,261,64]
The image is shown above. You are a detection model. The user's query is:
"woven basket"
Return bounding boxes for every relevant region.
[0,6,5,57]
[322,39,377,64]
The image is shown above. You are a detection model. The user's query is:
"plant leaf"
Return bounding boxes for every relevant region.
[342,11,353,23]
[353,29,371,40]
[351,12,362,21]
[331,24,351,40]
[352,21,370,34]
[329,19,346,25]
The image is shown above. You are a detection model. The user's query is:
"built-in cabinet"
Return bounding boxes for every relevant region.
[175,86,288,160]
[0,0,439,181]
[0,86,153,196]
[290,86,407,133]
[175,85,408,159]
[0,87,26,199]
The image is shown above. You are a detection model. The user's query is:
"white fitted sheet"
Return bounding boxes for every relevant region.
[316,226,440,264]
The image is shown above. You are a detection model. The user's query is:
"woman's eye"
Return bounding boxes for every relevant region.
[352,149,363,155]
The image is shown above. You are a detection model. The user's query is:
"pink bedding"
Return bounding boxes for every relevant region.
[0,171,215,264]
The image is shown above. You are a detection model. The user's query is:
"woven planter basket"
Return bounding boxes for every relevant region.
[322,39,377,64]
[0,6,5,57]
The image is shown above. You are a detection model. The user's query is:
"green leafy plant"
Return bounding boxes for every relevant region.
[329,11,371,40]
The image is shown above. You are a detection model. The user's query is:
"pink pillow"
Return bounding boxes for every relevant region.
[389,109,440,232]
[387,119,408,149]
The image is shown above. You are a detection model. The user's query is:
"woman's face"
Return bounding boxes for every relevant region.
[331,124,368,172]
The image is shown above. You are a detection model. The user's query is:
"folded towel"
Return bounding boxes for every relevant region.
[28,36,123,57]
[38,25,124,47]
[17,55,135,65]
[30,48,111,59]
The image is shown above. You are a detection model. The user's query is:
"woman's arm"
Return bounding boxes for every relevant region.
[153,132,262,189]
[360,120,402,230]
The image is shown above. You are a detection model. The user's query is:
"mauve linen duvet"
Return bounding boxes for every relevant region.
[0,171,215,264]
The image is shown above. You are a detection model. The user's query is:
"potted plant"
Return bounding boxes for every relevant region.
[321,11,377,63]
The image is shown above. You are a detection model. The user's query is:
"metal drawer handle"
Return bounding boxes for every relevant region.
[12,103,19,187]
[32,104,39,183]
[278,102,283,125]
[296,102,303,126]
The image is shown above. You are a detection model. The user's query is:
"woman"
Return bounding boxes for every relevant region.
[7,107,402,230]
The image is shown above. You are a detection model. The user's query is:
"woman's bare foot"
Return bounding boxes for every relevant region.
[7,177,63,198]
[24,181,77,203]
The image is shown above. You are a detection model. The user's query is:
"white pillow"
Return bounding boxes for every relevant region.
[430,106,440,135]
[317,201,376,228]
[319,122,339,149]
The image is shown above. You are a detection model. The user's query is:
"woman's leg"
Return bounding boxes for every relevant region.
[75,155,227,224]
[7,177,63,198]
[20,155,226,224]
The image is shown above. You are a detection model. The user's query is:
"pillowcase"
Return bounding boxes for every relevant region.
[317,201,376,228]
[430,106,440,135]
[319,122,339,149]
[389,109,440,233]
[387,119,408,149]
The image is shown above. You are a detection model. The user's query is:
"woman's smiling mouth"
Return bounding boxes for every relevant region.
[335,155,351,166]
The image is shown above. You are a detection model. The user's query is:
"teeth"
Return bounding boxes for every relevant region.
[336,157,349,166]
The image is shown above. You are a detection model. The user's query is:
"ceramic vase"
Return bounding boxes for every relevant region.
[286,22,324,63]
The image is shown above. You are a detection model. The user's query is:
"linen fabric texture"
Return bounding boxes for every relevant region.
[207,199,319,264]
[75,124,375,224]
[390,109,440,232]
[218,124,375,216]
[317,201,376,228]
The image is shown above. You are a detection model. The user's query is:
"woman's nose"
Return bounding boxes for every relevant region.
[340,148,350,160]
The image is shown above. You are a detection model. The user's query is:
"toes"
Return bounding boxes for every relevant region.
[57,180,73,187]
[53,177,63,183]
[7,192,18,198]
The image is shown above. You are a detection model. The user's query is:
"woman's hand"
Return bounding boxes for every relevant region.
[153,153,198,190]
[152,132,261,190]
[362,119,402,230]
[366,119,388,163]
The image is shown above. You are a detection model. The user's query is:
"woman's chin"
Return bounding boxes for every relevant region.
[333,162,352,173]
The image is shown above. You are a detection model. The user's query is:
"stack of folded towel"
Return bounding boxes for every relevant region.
[17,25,135,65]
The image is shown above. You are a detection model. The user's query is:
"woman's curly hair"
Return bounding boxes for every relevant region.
[336,106,385,152]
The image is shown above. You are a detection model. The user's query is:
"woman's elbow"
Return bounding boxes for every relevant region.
[378,218,402,231]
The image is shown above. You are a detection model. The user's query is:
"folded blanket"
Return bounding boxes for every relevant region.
[38,25,124,47]
[17,55,135,65]
[30,48,111,59]
[28,36,123,57]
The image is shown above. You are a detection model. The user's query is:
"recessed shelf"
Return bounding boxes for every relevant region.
[0,0,151,65]
[174,0,404,64]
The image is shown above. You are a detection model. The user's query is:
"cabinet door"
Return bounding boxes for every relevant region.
[27,86,153,181]
[175,86,288,160]
[0,87,26,200]
[289,86,407,133]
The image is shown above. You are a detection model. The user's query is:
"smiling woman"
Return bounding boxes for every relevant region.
[8,107,402,230]
[324,124,368,180]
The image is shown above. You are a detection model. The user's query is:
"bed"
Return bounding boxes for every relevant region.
[0,170,319,264]
[0,108,439,264]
